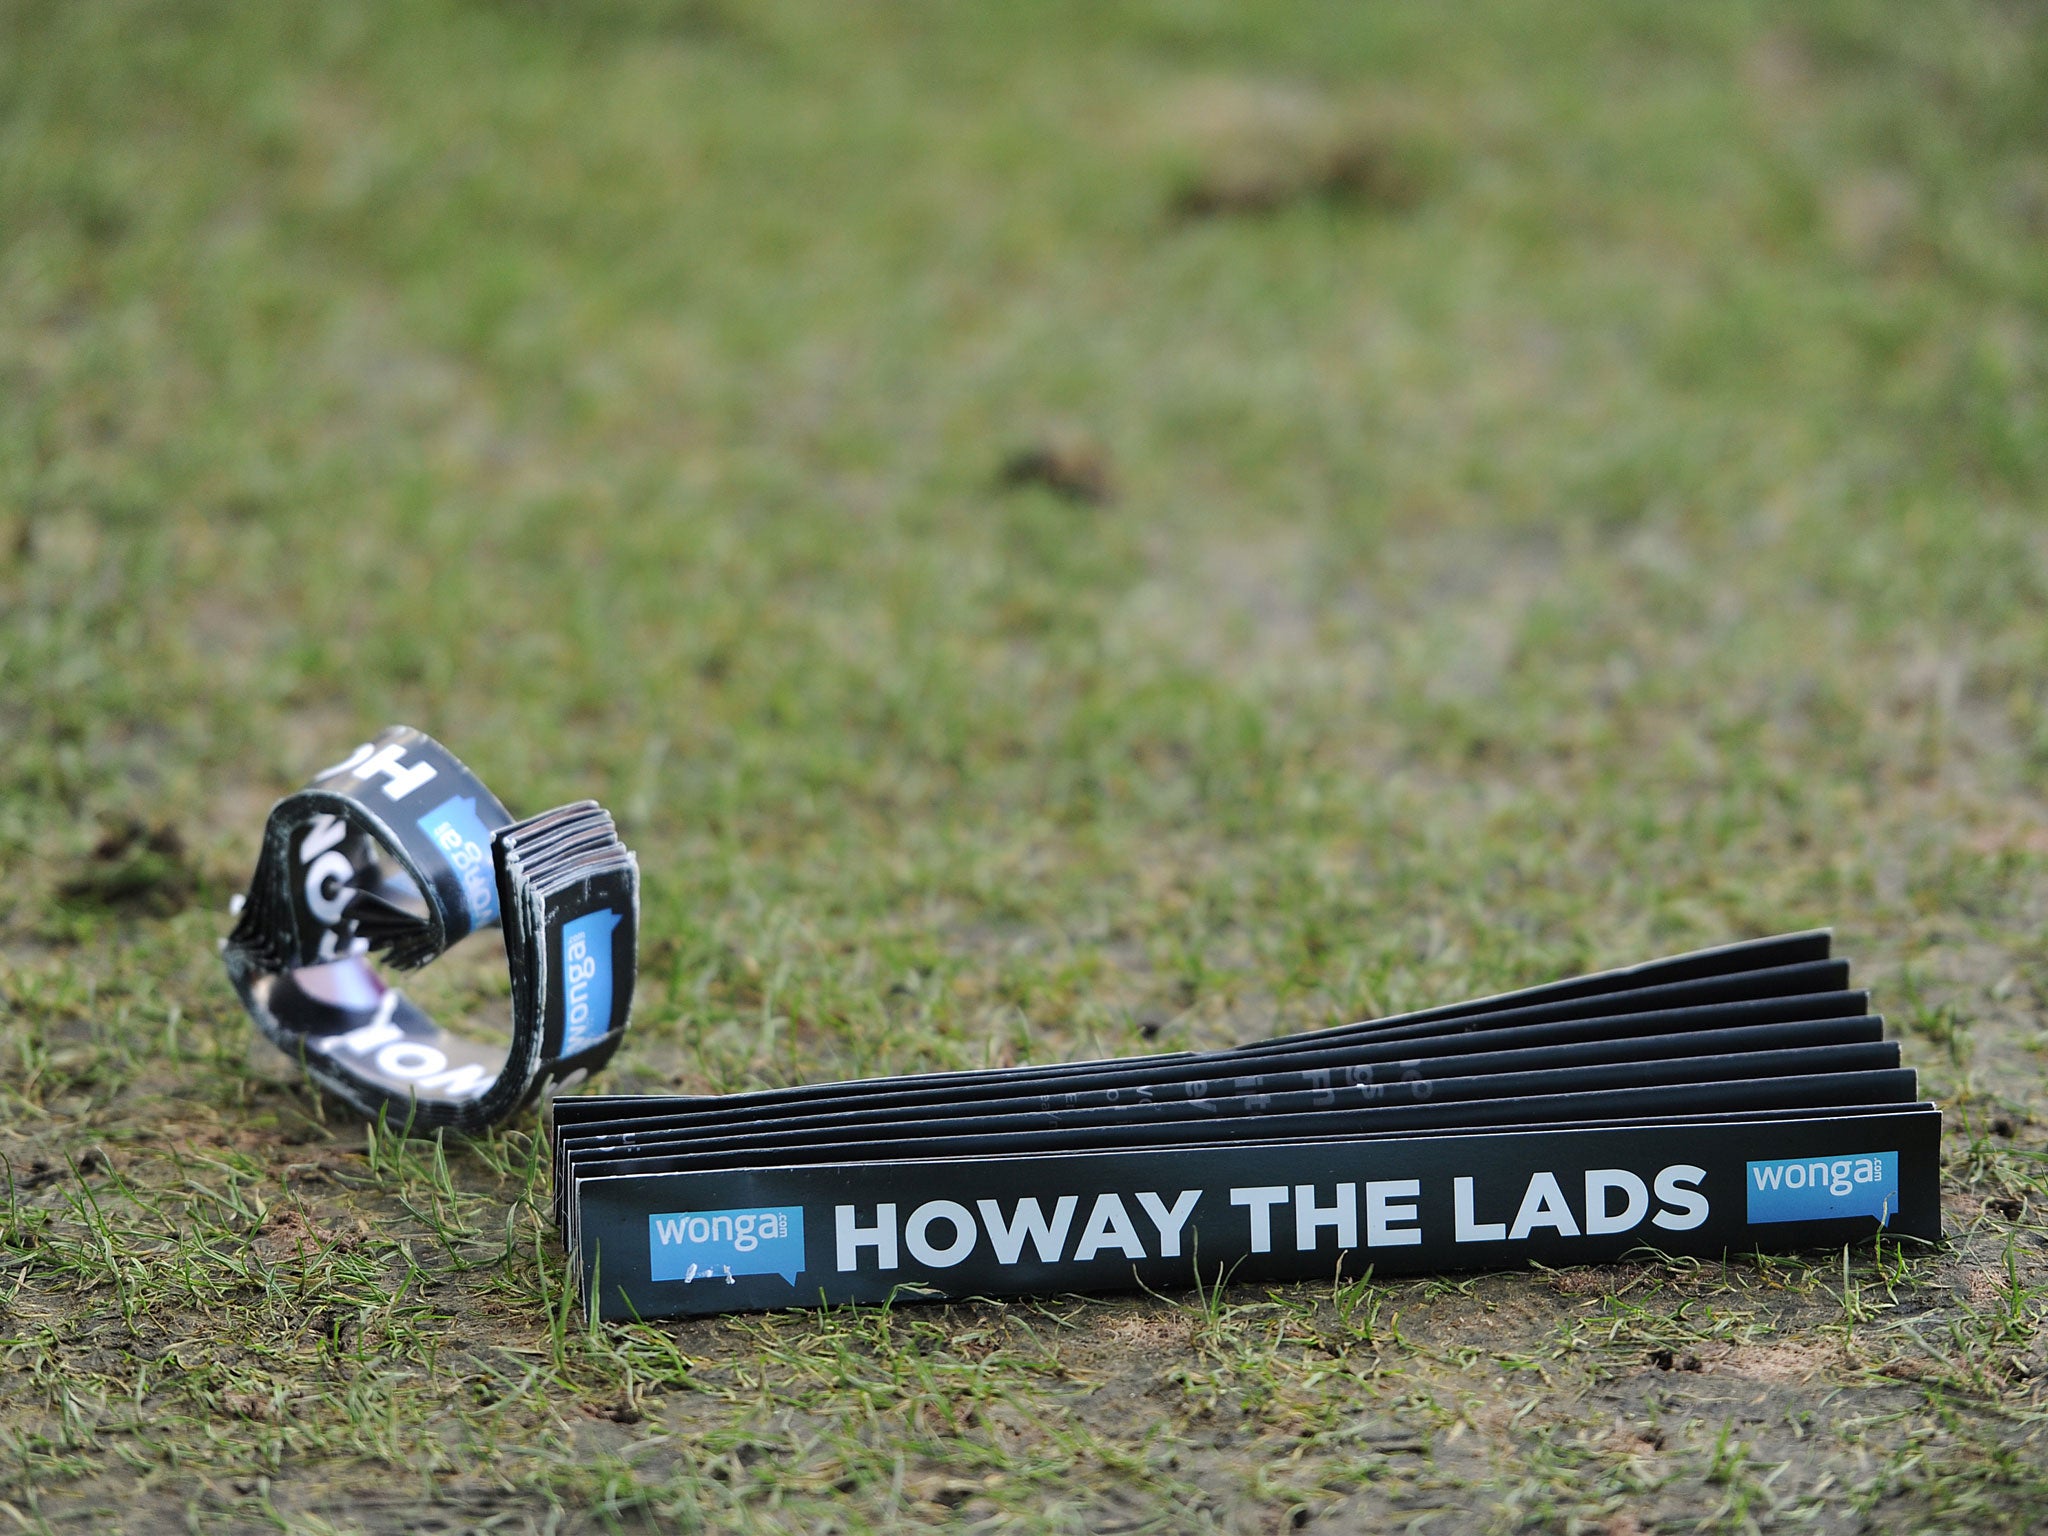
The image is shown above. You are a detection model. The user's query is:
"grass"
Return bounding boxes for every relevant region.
[7,0,2048,1528]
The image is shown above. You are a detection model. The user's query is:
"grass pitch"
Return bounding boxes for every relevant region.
[7,0,2048,1529]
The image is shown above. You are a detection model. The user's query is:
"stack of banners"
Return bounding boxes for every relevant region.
[223,727,640,1132]
[552,931,1941,1321]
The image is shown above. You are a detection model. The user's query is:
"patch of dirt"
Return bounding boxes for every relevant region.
[220,1387,282,1422]
[1141,77,1436,225]
[1098,1311,1194,1351]
[1172,133,1429,220]
[1826,172,1921,270]
[1967,824,2048,858]
[1546,1264,1651,1299]
[1955,1263,2011,1308]
[57,819,201,916]
[999,437,1115,505]
[252,1205,358,1264]
[1695,1339,1841,1383]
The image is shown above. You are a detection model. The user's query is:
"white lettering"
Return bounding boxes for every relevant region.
[303,849,355,926]
[311,994,402,1058]
[315,929,362,962]
[353,742,438,801]
[314,743,376,782]
[1230,1186,1290,1254]
[376,1041,445,1079]
[431,821,495,913]
[1652,1165,1709,1231]
[1364,1179,1422,1247]
[905,1201,977,1267]
[835,1204,898,1271]
[1454,1177,1506,1242]
[1294,1183,1358,1252]
[1073,1194,1146,1261]
[298,814,347,863]
[976,1196,1077,1264]
[565,933,595,1029]
[1584,1169,1650,1235]
[1509,1172,1581,1240]
[1135,1190,1201,1257]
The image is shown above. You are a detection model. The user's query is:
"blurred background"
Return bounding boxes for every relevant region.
[7,0,2047,1101]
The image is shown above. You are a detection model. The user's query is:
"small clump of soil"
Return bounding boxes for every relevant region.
[1172,132,1430,220]
[59,818,200,916]
[998,439,1115,505]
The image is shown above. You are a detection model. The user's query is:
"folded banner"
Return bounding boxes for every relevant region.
[223,727,639,1132]
[553,931,1940,1320]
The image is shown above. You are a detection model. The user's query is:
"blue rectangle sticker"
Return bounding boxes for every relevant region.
[416,795,500,926]
[560,908,621,1055]
[1746,1152,1899,1225]
[649,1207,806,1285]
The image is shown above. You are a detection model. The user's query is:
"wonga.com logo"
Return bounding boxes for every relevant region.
[649,1207,806,1285]
[560,909,620,1054]
[416,795,500,926]
[1747,1151,1898,1225]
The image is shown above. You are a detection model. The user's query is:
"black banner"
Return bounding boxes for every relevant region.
[569,1106,1940,1319]
[551,930,1943,1319]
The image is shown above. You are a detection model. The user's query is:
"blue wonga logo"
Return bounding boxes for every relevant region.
[649,1207,806,1285]
[1747,1151,1899,1225]
[560,909,621,1054]
[416,795,500,926]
